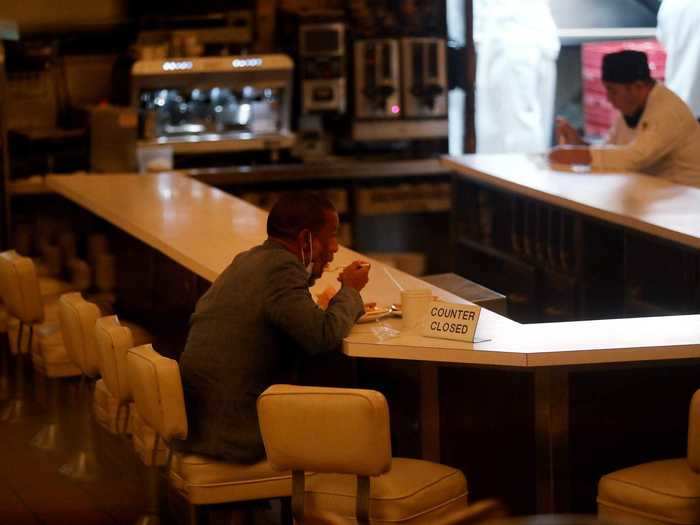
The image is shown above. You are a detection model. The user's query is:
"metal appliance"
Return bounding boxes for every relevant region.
[352,38,448,141]
[130,54,295,157]
[299,22,347,114]
[353,39,401,120]
[401,37,447,119]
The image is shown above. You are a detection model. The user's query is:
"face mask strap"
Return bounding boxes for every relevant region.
[308,232,313,265]
[301,231,313,269]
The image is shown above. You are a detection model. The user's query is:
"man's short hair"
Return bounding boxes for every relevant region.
[267,192,335,240]
[602,50,652,84]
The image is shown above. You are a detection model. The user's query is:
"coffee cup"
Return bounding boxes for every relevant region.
[401,288,432,333]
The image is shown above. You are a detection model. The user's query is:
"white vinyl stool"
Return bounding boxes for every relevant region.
[127,344,294,525]
[258,385,506,525]
[598,389,700,525]
[0,251,65,422]
[95,315,165,525]
[57,292,105,481]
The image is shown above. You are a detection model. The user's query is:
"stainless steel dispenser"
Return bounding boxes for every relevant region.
[401,37,447,118]
[353,39,401,120]
[352,37,448,141]
[130,54,295,156]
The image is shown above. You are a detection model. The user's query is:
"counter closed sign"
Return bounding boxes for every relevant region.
[423,301,481,343]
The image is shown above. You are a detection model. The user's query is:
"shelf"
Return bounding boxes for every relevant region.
[559,27,657,46]
[456,235,539,271]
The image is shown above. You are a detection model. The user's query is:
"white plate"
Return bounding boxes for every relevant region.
[357,306,392,323]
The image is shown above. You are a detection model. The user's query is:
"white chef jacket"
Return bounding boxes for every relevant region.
[591,83,700,188]
[474,0,560,154]
[657,0,700,118]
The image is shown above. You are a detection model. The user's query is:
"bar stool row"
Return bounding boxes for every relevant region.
[4,247,700,524]
[0,249,507,524]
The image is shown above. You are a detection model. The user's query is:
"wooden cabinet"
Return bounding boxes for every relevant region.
[451,175,699,322]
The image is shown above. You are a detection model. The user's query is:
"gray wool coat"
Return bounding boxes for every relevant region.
[178,239,364,463]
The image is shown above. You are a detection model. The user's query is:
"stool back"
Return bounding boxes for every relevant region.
[126,344,188,444]
[58,292,102,377]
[0,250,44,324]
[257,385,392,477]
[95,315,134,404]
[688,390,700,472]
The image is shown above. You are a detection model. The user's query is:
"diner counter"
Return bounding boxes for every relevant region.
[442,154,700,250]
[44,171,465,303]
[46,172,700,369]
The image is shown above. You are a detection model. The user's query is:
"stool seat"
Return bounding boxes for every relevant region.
[598,458,700,525]
[304,458,468,524]
[39,277,74,302]
[169,453,293,506]
[93,379,123,433]
[6,297,62,353]
[32,324,81,378]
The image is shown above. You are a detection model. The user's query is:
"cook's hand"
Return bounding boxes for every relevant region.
[555,117,586,146]
[338,261,370,292]
[548,145,593,166]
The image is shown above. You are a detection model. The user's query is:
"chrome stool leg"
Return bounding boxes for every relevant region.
[0,341,11,401]
[58,375,103,481]
[30,377,63,450]
[1,323,42,422]
[134,435,166,525]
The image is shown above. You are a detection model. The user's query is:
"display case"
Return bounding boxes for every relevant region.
[130,54,295,156]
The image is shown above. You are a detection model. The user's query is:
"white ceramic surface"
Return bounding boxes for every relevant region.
[442,153,700,249]
[401,288,432,333]
[47,172,700,369]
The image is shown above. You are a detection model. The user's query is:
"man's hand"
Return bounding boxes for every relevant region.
[338,261,370,292]
[555,117,587,146]
[548,145,593,166]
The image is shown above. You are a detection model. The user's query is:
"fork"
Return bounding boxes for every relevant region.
[325,263,370,272]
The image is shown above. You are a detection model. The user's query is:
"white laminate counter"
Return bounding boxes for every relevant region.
[45,172,468,302]
[48,173,266,282]
[442,154,700,250]
[46,172,700,369]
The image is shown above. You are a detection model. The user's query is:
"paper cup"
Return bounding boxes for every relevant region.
[401,288,432,333]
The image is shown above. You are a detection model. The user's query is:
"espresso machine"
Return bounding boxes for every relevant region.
[130,54,295,163]
[299,22,347,114]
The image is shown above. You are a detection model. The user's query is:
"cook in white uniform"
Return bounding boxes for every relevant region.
[657,0,700,119]
[473,0,560,153]
[551,50,700,188]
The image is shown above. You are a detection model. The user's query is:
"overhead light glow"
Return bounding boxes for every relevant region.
[162,61,193,71]
[232,58,263,68]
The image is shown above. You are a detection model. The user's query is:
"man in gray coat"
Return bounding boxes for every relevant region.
[179,192,369,463]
